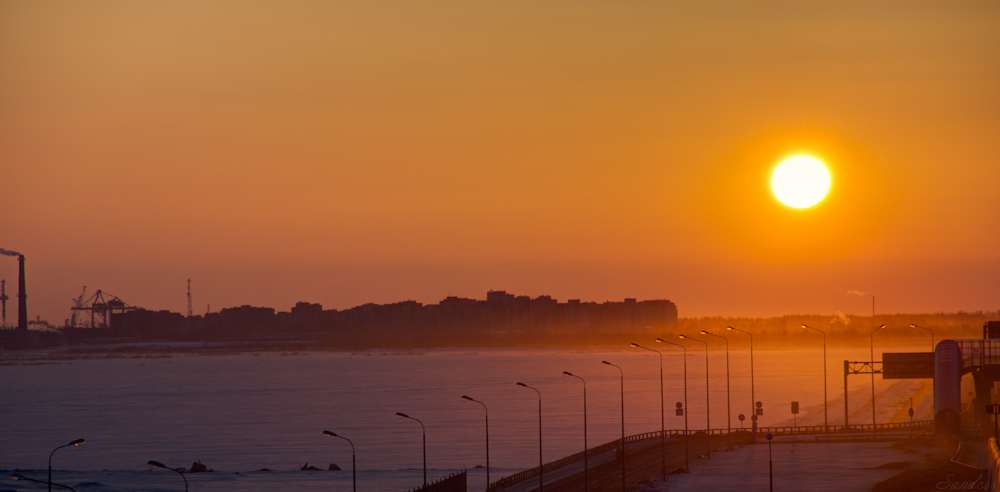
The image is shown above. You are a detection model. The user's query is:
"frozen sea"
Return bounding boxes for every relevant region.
[0,344,932,491]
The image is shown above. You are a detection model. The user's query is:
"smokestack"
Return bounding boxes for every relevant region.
[0,279,6,326]
[18,255,26,331]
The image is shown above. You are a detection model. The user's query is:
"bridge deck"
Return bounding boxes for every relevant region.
[488,420,933,492]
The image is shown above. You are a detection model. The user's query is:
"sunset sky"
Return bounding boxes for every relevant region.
[1,1,998,323]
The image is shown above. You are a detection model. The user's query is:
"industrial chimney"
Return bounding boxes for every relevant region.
[0,279,7,326]
[18,255,26,331]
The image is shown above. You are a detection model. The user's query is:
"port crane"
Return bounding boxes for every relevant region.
[69,286,87,327]
[70,289,137,329]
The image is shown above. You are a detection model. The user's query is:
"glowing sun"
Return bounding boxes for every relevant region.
[771,156,831,208]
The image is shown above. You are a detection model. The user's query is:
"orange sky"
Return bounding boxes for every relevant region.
[1,1,998,323]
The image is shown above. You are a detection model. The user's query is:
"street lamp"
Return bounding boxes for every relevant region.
[322,431,356,492]
[396,412,427,489]
[910,324,935,352]
[801,324,828,431]
[656,338,689,471]
[516,382,544,492]
[701,330,732,447]
[11,473,76,492]
[679,334,710,459]
[870,324,886,437]
[49,439,85,492]
[765,433,774,492]
[461,396,490,487]
[148,460,188,492]
[630,343,666,479]
[727,326,755,426]
[601,361,626,492]
[562,372,589,492]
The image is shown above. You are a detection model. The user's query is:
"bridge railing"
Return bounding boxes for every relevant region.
[405,470,467,492]
[487,419,933,491]
[756,419,933,436]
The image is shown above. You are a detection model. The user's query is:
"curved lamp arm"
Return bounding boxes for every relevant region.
[148,461,188,492]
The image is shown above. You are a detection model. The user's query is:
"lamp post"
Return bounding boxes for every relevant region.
[909,324,935,352]
[765,432,774,492]
[601,361,626,492]
[701,330,731,447]
[909,398,914,437]
[11,474,76,492]
[801,324,828,431]
[630,343,666,479]
[49,439,85,492]
[516,382,544,492]
[562,372,589,491]
[322,431,356,492]
[727,326,755,426]
[656,338,689,471]
[870,324,885,437]
[461,396,490,487]
[679,335,710,459]
[396,412,427,489]
[148,460,188,492]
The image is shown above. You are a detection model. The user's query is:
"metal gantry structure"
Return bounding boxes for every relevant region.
[69,290,137,329]
[843,360,883,427]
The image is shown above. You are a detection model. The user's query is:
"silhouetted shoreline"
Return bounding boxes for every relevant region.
[1,310,994,363]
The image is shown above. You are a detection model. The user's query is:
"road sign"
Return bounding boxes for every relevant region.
[755,408,763,416]
[791,401,799,414]
[883,352,935,379]
[751,415,758,422]
[755,401,762,408]
[738,414,746,422]
[908,407,914,417]
[676,401,683,416]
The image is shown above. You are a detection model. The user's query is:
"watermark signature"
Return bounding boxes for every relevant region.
[936,473,995,490]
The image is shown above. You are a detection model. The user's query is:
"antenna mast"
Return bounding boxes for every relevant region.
[187,279,193,318]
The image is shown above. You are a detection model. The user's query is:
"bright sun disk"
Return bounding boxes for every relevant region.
[771,156,831,208]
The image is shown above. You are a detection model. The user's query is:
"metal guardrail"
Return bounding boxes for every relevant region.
[405,470,467,492]
[487,420,934,491]
[814,432,926,442]
[755,419,933,436]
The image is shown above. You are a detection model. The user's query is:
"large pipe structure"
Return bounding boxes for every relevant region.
[18,255,27,331]
[934,340,960,432]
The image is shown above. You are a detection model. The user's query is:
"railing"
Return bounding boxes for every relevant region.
[487,419,934,491]
[405,470,467,492]
[755,419,933,436]
[814,432,920,442]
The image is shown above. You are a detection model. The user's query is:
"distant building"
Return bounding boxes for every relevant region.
[219,305,277,335]
[291,302,324,331]
[111,309,187,339]
[107,291,677,342]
